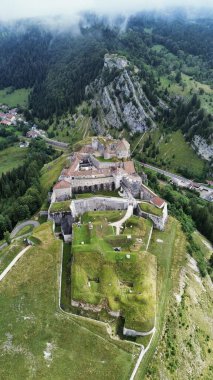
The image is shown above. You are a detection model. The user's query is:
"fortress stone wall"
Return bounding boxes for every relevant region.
[123,326,155,337]
[52,186,71,202]
[71,196,130,218]
[90,155,121,169]
[71,176,115,194]
[137,203,168,231]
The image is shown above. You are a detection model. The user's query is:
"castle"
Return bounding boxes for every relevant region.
[48,136,168,337]
[50,136,168,232]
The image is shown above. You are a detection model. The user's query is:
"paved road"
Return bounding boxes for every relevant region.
[142,163,191,185]
[10,220,40,239]
[110,205,134,235]
[37,131,69,149]
[0,246,31,281]
[0,220,40,251]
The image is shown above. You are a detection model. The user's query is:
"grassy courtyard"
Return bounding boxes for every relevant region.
[0,222,137,380]
[81,210,126,224]
[50,200,71,213]
[74,190,120,199]
[72,213,156,332]
[139,202,163,217]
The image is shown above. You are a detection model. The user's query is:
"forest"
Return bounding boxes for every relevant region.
[0,13,212,140]
[0,139,59,240]
[144,168,213,279]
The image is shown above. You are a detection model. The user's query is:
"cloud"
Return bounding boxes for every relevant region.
[1,0,213,21]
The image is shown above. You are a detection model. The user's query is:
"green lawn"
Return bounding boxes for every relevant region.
[0,87,30,107]
[0,222,137,380]
[81,210,125,224]
[139,202,163,217]
[0,145,28,176]
[75,191,120,199]
[50,201,71,213]
[72,214,156,332]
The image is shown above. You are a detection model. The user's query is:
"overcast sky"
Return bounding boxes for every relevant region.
[1,0,212,21]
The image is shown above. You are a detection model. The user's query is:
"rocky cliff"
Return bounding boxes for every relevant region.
[86,54,159,135]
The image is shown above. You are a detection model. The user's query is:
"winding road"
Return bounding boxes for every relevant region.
[10,220,39,239]
[0,220,40,251]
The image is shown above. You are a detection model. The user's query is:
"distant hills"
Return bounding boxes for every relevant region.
[0,12,212,145]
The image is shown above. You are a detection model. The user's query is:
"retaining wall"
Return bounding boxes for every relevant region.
[71,196,129,218]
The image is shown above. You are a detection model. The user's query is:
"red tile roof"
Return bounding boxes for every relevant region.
[0,120,11,125]
[64,157,80,176]
[123,161,135,174]
[150,196,165,209]
[53,180,70,190]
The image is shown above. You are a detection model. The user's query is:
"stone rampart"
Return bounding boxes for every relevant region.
[137,203,168,231]
[90,155,121,169]
[123,326,155,337]
[71,196,129,218]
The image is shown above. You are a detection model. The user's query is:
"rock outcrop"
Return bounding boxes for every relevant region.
[192,135,213,161]
[86,54,158,134]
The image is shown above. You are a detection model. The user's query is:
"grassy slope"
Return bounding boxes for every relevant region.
[135,217,186,375]
[0,88,30,107]
[40,154,68,195]
[192,231,213,260]
[0,222,137,380]
[160,72,213,114]
[142,130,205,178]
[47,114,92,144]
[144,243,213,379]
[0,145,28,176]
[0,240,26,274]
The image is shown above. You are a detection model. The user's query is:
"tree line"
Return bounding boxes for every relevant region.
[0,139,58,240]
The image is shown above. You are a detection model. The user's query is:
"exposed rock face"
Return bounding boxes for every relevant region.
[192,135,213,161]
[86,54,158,134]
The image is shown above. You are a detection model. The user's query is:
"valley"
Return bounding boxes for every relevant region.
[0,9,212,380]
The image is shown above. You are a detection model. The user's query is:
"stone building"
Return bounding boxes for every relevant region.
[92,136,130,159]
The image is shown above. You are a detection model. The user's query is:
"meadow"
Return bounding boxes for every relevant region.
[0,87,30,107]
[0,222,137,380]
[141,130,205,179]
[0,145,28,176]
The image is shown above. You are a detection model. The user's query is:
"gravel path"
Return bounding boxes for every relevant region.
[0,246,31,282]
